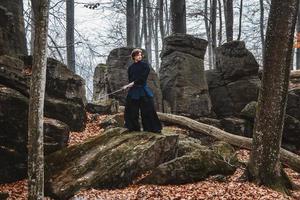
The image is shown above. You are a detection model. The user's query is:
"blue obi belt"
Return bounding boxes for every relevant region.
[127,83,154,99]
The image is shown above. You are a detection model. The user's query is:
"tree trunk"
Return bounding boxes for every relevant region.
[154,0,160,70]
[159,0,165,42]
[170,0,186,34]
[135,0,142,47]
[296,0,300,70]
[205,0,213,70]
[211,0,217,68]
[223,0,233,42]
[66,0,75,72]
[247,0,299,194]
[165,0,170,35]
[28,0,50,199]
[153,112,300,174]
[143,0,147,48]
[218,0,222,46]
[237,0,243,40]
[146,0,152,63]
[260,0,265,60]
[127,0,135,47]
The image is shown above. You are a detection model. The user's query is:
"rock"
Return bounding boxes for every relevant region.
[44,58,87,105]
[287,87,300,120]
[205,41,261,117]
[220,117,253,138]
[215,41,259,81]
[240,101,257,120]
[44,118,70,155]
[282,115,300,151]
[138,141,238,185]
[86,99,119,114]
[207,73,260,117]
[0,85,70,183]
[99,113,124,130]
[101,47,163,111]
[44,97,86,131]
[240,101,300,152]
[0,55,87,131]
[160,33,208,59]
[92,63,108,101]
[0,192,9,200]
[160,34,211,117]
[0,0,27,56]
[45,128,178,199]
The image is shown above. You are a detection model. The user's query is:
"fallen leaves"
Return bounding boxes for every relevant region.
[0,113,299,200]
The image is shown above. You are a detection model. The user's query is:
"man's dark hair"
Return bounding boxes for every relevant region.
[131,48,143,60]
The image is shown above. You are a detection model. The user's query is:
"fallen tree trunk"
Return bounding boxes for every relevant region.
[157,112,300,173]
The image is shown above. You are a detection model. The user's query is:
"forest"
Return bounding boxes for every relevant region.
[0,0,300,199]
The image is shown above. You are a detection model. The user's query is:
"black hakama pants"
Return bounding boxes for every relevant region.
[124,95,162,133]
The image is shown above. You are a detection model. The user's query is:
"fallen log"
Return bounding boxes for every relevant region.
[157,112,300,173]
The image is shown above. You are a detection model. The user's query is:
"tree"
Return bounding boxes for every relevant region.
[237,0,243,40]
[28,0,50,199]
[127,0,135,47]
[223,0,233,42]
[247,0,299,194]
[260,0,265,58]
[296,0,300,70]
[170,0,186,34]
[66,0,75,72]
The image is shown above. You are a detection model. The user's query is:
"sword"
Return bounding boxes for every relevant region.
[98,82,134,99]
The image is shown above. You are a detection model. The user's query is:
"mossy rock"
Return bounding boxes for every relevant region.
[138,140,238,185]
[240,101,257,120]
[45,127,178,199]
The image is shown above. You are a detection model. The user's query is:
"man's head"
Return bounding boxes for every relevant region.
[131,48,143,62]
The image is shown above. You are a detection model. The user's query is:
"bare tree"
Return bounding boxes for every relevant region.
[134,0,142,47]
[237,0,243,40]
[28,0,50,199]
[211,0,217,68]
[260,0,265,58]
[159,0,165,41]
[147,0,152,63]
[205,0,213,69]
[154,0,160,70]
[127,0,135,47]
[66,0,75,72]
[170,0,186,34]
[218,0,223,46]
[223,0,233,42]
[247,0,299,193]
[296,0,300,70]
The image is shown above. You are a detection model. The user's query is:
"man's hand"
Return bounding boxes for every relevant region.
[122,82,134,90]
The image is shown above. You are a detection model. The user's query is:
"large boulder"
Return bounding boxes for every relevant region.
[0,85,69,183]
[287,87,300,121]
[139,140,237,185]
[93,47,163,111]
[0,0,27,56]
[0,55,87,131]
[45,128,178,199]
[240,101,300,151]
[215,41,259,81]
[206,41,260,117]
[92,63,108,101]
[45,128,238,199]
[159,34,211,117]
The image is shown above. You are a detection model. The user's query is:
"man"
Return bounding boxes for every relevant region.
[124,48,162,133]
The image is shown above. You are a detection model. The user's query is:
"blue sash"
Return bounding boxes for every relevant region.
[127,83,154,99]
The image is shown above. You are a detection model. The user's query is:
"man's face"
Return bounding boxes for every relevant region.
[134,52,142,62]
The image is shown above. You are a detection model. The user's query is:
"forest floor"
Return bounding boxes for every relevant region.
[0,113,299,200]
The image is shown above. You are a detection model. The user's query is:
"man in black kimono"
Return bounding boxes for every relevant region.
[124,49,162,133]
